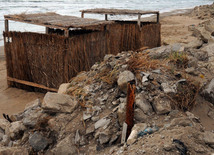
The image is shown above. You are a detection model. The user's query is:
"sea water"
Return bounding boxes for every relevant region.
[0,0,213,46]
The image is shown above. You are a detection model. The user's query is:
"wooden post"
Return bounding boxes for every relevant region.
[45,27,50,34]
[157,12,159,23]
[105,14,108,21]
[5,19,9,32]
[81,12,84,18]
[137,14,141,28]
[64,30,69,37]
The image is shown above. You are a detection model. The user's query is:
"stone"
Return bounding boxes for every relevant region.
[187,56,198,68]
[148,45,171,59]
[1,135,10,146]
[6,121,26,140]
[50,134,77,155]
[171,43,184,52]
[22,107,47,128]
[127,123,147,145]
[208,110,214,119]
[24,98,41,110]
[153,96,172,115]
[42,92,78,113]
[57,83,70,94]
[170,117,192,127]
[203,131,214,144]
[192,27,214,43]
[201,78,214,103]
[0,119,10,132]
[75,130,80,144]
[117,102,126,126]
[0,147,28,155]
[134,108,147,122]
[86,125,95,135]
[117,70,135,93]
[135,93,153,115]
[29,132,48,151]
[161,83,176,93]
[94,117,111,129]
[185,38,203,49]
[201,43,214,57]
[83,112,92,121]
[99,132,110,144]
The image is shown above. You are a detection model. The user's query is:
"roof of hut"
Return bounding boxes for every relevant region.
[4,12,113,30]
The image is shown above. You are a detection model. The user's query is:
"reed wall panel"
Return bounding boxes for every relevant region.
[4,22,160,91]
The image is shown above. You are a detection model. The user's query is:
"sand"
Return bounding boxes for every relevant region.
[0,8,209,119]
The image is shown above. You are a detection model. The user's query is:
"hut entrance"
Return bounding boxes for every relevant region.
[3,9,161,92]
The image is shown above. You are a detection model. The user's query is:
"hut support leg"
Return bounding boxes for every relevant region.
[157,12,159,23]
[64,30,69,37]
[81,12,84,18]
[45,27,50,34]
[5,19,9,32]
[105,14,108,21]
[137,14,141,28]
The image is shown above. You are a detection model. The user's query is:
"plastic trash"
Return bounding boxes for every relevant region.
[137,126,159,137]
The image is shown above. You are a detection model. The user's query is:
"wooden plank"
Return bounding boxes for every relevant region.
[7,77,57,92]
[45,27,50,34]
[157,12,159,23]
[121,122,128,144]
[64,30,69,37]
[5,19,9,32]
[81,12,84,18]
[137,14,141,27]
[105,14,108,21]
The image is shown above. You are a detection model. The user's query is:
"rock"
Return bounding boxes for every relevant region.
[170,117,192,127]
[171,43,184,52]
[99,132,110,144]
[135,94,153,115]
[83,112,92,121]
[75,130,80,144]
[50,134,77,155]
[117,102,126,126]
[201,78,214,103]
[29,132,48,151]
[117,70,135,93]
[201,43,214,57]
[0,147,28,155]
[192,26,214,43]
[134,108,147,122]
[187,56,198,68]
[42,92,78,113]
[161,83,176,93]
[152,69,161,74]
[153,96,172,115]
[127,123,147,145]
[94,117,111,129]
[0,119,10,132]
[1,135,10,146]
[24,98,41,110]
[86,125,95,135]
[208,110,214,119]
[57,83,70,94]
[203,131,214,144]
[148,45,171,59]
[6,121,26,140]
[22,107,47,128]
[185,38,203,49]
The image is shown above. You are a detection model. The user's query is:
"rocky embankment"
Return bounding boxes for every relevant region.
[0,3,214,155]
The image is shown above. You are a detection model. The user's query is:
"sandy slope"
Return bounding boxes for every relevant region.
[0,10,209,119]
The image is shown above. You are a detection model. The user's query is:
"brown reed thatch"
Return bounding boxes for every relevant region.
[4,20,160,92]
[4,13,113,30]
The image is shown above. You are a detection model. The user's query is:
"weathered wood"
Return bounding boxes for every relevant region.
[5,19,9,32]
[157,12,159,23]
[121,122,128,144]
[4,13,113,30]
[81,12,84,18]
[7,77,57,92]
[64,30,69,37]
[105,14,108,21]
[137,14,141,27]
[45,27,50,34]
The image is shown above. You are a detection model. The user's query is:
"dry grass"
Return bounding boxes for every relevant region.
[168,51,189,69]
[127,52,163,74]
[167,80,200,111]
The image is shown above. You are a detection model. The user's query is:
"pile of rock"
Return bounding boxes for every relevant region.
[0,4,214,155]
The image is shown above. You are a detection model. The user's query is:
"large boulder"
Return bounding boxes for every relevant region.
[117,70,135,93]
[201,78,214,103]
[42,92,78,113]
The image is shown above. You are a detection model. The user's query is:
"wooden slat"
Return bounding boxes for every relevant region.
[7,77,57,92]
[5,19,8,32]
